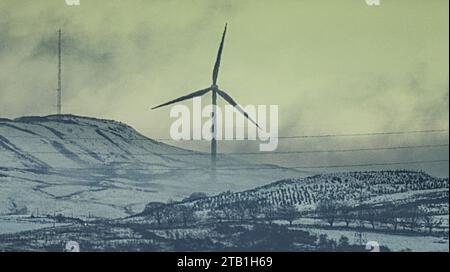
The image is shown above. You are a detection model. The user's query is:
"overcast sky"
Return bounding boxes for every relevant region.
[0,0,448,176]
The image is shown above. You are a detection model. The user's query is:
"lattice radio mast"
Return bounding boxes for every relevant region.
[56,29,62,115]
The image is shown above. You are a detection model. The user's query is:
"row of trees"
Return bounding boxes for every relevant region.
[207,201,302,226]
[143,202,197,228]
[142,197,445,235]
[143,200,302,228]
[316,199,444,234]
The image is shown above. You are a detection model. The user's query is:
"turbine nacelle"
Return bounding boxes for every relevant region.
[151,24,261,172]
[152,24,259,129]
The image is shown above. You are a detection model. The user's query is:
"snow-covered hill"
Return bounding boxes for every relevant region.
[0,115,303,218]
[170,171,449,212]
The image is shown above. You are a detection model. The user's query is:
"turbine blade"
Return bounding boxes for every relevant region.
[212,24,227,85]
[152,88,211,110]
[217,89,261,129]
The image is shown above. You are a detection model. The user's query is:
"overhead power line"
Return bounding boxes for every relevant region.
[283,159,449,170]
[0,143,447,156]
[275,129,449,139]
[0,128,447,141]
[153,129,450,141]
[2,159,448,172]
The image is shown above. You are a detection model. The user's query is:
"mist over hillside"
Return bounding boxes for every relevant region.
[0,114,304,218]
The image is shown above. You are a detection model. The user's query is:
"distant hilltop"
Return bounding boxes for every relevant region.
[0,114,302,218]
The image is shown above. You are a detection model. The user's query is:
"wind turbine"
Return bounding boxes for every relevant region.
[152,24,259,171]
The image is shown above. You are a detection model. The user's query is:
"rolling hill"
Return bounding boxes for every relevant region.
[148,171,449,214]
[0,114,304,218]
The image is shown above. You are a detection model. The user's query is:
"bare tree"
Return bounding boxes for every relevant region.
[338,204,355,228]
[261,205,278,225]
[396,207,422,231]
[278,204,300,226]
[245,201,262,223]
[381,206,404,231]
[422,214,442,234]
[385,216,401,231]
[316,199,340,227]
[154,209,164,227]
[179,206,196,227]
[363,209,381,230]
[163,206,179,228]
[405,208,422,231]
[233,202,250,222]
[143,202,165,228]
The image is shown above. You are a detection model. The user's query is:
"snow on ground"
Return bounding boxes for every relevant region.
[1,115,305,222]
[0,216,68,234]
[365,188,449,204]
[276,217,450,252]
[303,227,449,252]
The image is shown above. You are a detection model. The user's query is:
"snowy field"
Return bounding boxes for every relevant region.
[0,216,67,235]
[274,217,450,252]
[303,227,449,252]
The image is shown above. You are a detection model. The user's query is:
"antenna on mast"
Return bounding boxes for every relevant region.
[57,29,62,115]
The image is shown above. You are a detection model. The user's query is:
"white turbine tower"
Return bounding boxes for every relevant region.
[152,24,259,175]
